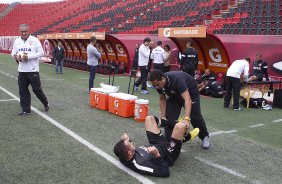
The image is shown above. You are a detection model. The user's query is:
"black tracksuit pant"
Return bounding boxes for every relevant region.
[18,72,48,112]
[134,66,148,90]
[182,66,196,78]
[224,76,241,109]
[164,97,209,141]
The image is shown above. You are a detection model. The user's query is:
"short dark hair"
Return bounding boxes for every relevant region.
[245,57,251,62]
[90,36,97,43]
[114,140,129,161]
[187,41,192,46]
[143,37,151,43]
[157,41,162,46]
[164,44,170,51]
[148,69,165,81]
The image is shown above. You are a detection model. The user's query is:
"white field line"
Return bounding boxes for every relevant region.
[273,119,282,123]
[0,99,17,102]
[0,70,17,79]
[0,70,64,81]
[209,130,237,137]
[194,156,262,184]
[248,124,265,128]
[0,85,155,184]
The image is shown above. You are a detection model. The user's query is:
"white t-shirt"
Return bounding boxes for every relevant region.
[150,46,166,64]
[227,59,249,79]
[138,44,150,66]
[11,35,44,72]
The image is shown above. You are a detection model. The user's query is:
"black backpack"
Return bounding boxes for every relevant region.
[240,98,267,108]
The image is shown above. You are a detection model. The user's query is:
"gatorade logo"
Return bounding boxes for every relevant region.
[163,28,171,37]
[105,43,113,53]
[209,48,222,63]
[116,44,124,53]
[114,100,119,108]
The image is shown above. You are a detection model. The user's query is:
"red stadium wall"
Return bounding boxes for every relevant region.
[217,34,282,77]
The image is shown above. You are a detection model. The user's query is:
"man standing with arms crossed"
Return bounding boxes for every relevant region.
[11,24,49,115]
[53,41,65,74]
[87,36,101,92]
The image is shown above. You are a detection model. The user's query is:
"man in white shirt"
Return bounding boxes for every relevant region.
[87,36,101,91]
[150,41,166,72]
[11,24,49,115]
[224,58,250,110]
[134,37,151,94]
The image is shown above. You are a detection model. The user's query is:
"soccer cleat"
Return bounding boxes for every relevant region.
[133,85,139,91]
[44,104,50,112]
[202,136,211,149]
[141,90,149,94]
[233,107,242,111]
[183,128,200,143]
[18,111,31,115]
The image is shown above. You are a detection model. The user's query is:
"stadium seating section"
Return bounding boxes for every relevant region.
[0,0,281,36]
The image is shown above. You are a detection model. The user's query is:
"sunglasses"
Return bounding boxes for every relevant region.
[21,31,28,33]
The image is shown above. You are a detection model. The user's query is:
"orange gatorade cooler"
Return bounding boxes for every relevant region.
[108,93,137,118]
[90,88,116,110]
[134,99,149,122]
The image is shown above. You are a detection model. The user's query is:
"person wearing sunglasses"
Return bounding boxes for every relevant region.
[11,24,49,115]
[114,115,199,177]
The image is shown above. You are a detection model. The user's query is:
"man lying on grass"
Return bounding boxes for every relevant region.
[114,116,199,177]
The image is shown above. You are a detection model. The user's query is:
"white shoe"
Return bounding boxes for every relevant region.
[202,136,210,149]
[141,90,149,94]
[133,85,139,91]
[147,82,153,88]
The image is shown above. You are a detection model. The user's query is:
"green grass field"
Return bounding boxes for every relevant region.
[0,54,281,184]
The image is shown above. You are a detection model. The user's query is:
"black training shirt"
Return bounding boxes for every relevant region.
[120,147,170,177]
[156,71,200,101]
[180,47,198,69]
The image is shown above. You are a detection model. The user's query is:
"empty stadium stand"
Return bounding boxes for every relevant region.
[0,0,281,36]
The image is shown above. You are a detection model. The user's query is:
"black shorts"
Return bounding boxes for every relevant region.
[252,73,263,81]
[146,131,182,166]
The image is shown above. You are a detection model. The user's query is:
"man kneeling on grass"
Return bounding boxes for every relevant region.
[113,116,199,177]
